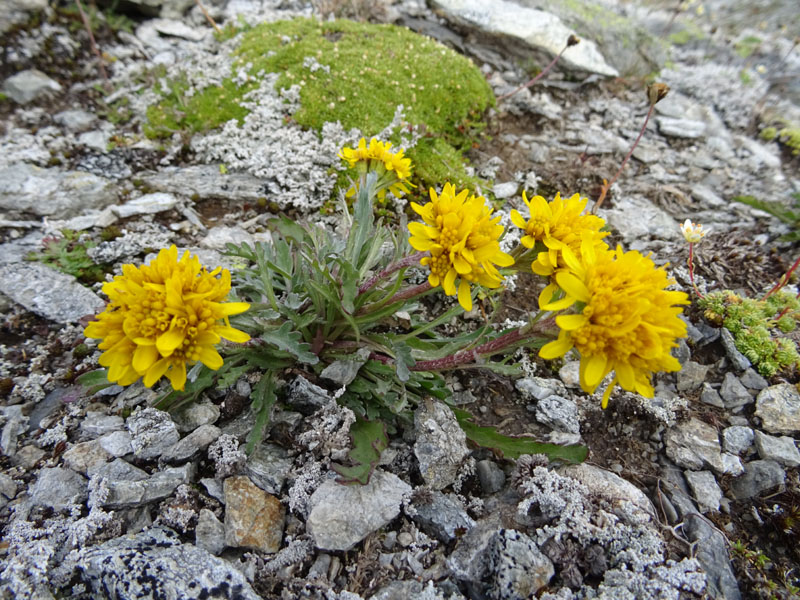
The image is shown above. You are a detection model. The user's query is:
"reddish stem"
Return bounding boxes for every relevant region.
[75,0,110,90]
[358,251,425,296]
[687,243,705,299]
[593,103,655,213]
[762,254,800,301]
[497,39,574,101]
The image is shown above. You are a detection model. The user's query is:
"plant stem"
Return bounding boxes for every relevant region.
[358,251,426,295]
[194,0,221,33]
[687,243,705,299]
[75,0,110,91]
[593,102,655,213]
[410,319,552,371]
[497,36,578,101]
[762,254,800,301]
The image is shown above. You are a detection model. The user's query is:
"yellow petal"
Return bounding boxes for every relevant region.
[615,361,636,391]
[458,280,472,312]
[198,346,223,370]
[555,272,590,303]
[539,334,573,360]
[166,361,187,391]
[216,326,250,343]
[143,358,169,387]
[132,343,159,374]
[601,378,617,409]
[443,269,457,296]
[581,354,608,391]
[510,210,528,230]
[157,327,185,356]
[217,302,250,317]
[556,314,588,331]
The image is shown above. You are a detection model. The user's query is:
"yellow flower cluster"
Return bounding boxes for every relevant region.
[518,192,689,407]
[84,246,250,391]
[510,192,608,276]
[339,137,414,199]
[408,183,514,311]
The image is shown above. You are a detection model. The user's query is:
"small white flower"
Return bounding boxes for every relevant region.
[680,219,709,243]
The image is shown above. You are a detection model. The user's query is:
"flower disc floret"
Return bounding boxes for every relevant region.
[408,182,514,311]
[510,192,608,277]
[84,245,250,391]
[339,137,414,199]
[680,219,709,243]
[539,240,689,408]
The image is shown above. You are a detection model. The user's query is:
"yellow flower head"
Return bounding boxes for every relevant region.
[539,240,689,408]
[339,137,414,199]
[408,183,514,311]
[510,192,608,277]
[84,246,250,391]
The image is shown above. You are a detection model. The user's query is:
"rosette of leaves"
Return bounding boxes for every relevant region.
[152,174,585,473]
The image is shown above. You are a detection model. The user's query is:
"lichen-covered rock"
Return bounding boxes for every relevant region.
[414,400,470,490]
[487,529,554,600]
[126,407,180,460]
[76,527,260,600]
[755,383,800,434]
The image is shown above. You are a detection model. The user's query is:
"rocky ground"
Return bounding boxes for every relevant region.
[0,0,799,598]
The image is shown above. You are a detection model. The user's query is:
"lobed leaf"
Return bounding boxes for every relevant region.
[332,417,389,485]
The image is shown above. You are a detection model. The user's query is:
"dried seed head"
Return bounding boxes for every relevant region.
[567,35,580,47]
[647,82,670,105]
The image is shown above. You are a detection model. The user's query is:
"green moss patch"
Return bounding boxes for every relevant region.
[145,18,495,191]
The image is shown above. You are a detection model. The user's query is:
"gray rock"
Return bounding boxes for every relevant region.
[112,192,179,218]
[81,411,125,438]
[0,472,17,509]
[54,109,96,132]
[78,130,110,153]
[684,514,741,600]
[739,368,768,390]
[127,407,180,460]
[430,0,618,77]
[200,226,255,251]
[139,166,268,203]
[721,426,754,456]
[195,508,226,556]
[244,443,293,495]
[152,17,208,41]
[224,475,285,552]
[27,386,71,432]
[656,117,706,138]
[102,463,194,509]
[728,460,786,500]
[676,361,709,392]
[169,398,220,433]
[558,360,581,388]
[163,424,222,464]
[307,470,411,551]
[0,163,117,218]
[30,467,87,509]
[2,69,61,104]
[561,463,655,520]
[319,348,370,388]
[0,263,104,323]
[516,377,568,401]
[286,376,331,414]
[414,401,471,490]
[665,418,725,473]
[753,431,800,467]
[534,395,580,434]
[93,458,148,482]
[371,580,461,600]
[755,383,800,434]
[658,464,699,520]
[720,328,751,372]
[684,470,722,513]
[719,372,752,409]
[408,491,476,543]
[492,181,518,199]
[477,459,506,494]
[200,477,225,504]
[720,452,744,477]
[700,383,724,408]
[97,430,134,457]
[62,440,112,475]
[76,527,260,600]
[600,195,680,243]
[487,529,554,600]
[0,407,25,458]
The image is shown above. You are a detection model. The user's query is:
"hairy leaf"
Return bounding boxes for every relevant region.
[245,371,277,453]
[75,368,114,396]
[332,417,389,485]
[260,321,319,364]
[452,407,587,463]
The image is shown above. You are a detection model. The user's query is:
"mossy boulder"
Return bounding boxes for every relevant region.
[144,18,495,195]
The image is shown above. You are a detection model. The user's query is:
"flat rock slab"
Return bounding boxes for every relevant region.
[77,527,260,600]
[3,68,61,103]
[307,470,411,551]
[430,0,618,77]
[0,163,117,218]
[755,384,800,434]
[0,262,104,323]
[224,475,285,553]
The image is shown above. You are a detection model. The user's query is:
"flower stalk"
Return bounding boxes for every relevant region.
[498,35,580,102]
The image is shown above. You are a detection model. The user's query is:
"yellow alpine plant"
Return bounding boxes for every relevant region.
[408,183,514,311]
[339,137,414,199]
[510,192,608,277]
[539,240,689,408]
[84,246,250,391]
